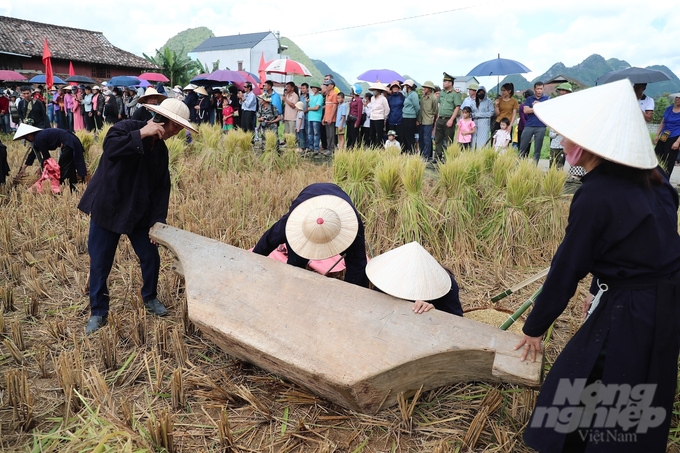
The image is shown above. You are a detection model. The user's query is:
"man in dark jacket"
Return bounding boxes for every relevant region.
[78,98,198,334]
[17,86,49,128]
[252,183,369,288]
[13,124,88,191]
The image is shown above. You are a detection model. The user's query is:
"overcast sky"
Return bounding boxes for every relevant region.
[3,0,678,87]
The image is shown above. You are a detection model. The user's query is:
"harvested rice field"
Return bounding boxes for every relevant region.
[1,124,679,452]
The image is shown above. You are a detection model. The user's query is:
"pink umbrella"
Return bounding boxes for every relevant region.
[264,59,312,77]
[237,71,262,95]
[0,70,26,81]
[139,72,170,83]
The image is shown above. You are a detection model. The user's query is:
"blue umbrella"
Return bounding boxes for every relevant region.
[29,74,66,84]
[108,76,140,87]
[466,56,531,77]
[357,69,403,83]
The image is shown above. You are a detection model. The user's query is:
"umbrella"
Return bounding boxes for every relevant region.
[357,69,403,83]
[0,70,26,81]
[42,39,54,88]
[264,59,312,77]
[137,80,151,88]
[596,67,672,85]
[107,76,140,87]
[466,56,531,77]
[201,69,247,84]
[467,55,531,95]
[29,74,66,84]
[139,72,170,83]
[65,75,96,84]
[242,71,261,84]
[237,72,262,94]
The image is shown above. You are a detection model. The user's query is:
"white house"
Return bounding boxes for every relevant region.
[188,31,282,78]
[453,76,480,92]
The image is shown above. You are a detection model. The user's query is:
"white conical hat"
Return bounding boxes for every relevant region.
[144,98,199,133]
[138,87,167,104]
[366,242,451,301]
[533,79,657,169]
[285,195,359,260]
[13,123,42,140]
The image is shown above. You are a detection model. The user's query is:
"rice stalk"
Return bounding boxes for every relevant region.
[3,339,23,365]
[11,318,24,351]
[131,308,147,347]
[542,165,568,198]
[101,326,117,370]
[55,349,84,414]
[24,296,39,320]
[83,365,113,411]
[2,286,15,312]
[146,409,174,453]
[5,368,34,431]
[492,152,518,188]
[217,407,234,449]
[171,368,185,410]
[506,159,542,207]
[171,328,187,367]
[0,310,4,334]
[397,385,423,433]
[75,130,94,156]
[401,155,425,195]
[36,346,48,378]
[154,321,170,359]
[374,155,402,199]
[283,133,297,150]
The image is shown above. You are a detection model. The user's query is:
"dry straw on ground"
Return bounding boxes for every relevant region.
[1,127,678,452]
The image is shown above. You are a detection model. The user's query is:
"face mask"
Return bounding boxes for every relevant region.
[477,92,485,100]
[566,145,583,166]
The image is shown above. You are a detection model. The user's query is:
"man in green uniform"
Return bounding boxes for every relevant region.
[417,81,438,162]
[434,72,462,161]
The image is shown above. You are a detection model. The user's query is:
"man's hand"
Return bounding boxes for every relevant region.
[140,120,165,139]
[514,335,543,362]
[672,140,680,151]
[413,300,434,314]
[446,118,454,128]
[653,136,659,145]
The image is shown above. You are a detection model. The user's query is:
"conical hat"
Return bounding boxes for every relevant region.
[285,195,359,260]
[533,79,657,169]
[13,123,42,141]
[138,87,167,104]
[144,98,199,134]
[366,242,451,301]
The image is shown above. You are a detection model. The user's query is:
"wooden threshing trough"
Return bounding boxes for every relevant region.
[150,223,543,414]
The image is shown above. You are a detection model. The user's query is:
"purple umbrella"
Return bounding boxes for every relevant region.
[135,79,151,88]
[357,69,404,83]
[203,70,247,84]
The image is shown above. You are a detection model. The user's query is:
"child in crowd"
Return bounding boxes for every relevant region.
[222,98,234,133]
[493,118,511,153]
[548,127,565,168]
[385,130,400,149]
[295,101,305,151]
[335,92,346,150]
[457,106,476,150]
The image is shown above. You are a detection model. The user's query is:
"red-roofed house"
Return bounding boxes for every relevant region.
[0,16,157,82]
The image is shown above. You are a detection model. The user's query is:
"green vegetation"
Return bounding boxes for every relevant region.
[143,47,202,87]
[162,26,214,56]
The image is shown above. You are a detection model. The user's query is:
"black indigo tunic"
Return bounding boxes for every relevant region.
[523,163,680,453]
[253,183,369,288]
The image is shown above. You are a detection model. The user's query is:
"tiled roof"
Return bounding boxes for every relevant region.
[0,16,157,69]
[191,32,272,53]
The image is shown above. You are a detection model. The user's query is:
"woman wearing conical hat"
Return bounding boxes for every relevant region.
[515,79,680,453]
[252,182,369,287]
[365,242,463,316]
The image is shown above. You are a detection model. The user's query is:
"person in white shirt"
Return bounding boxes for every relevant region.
[368,83,390,147]
[634,83,654,123]
[384,130,400,149]
[492,118,511,154]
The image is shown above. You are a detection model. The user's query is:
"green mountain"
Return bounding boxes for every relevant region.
[489,74,531,94]
[162,27,214,56]
[492,54,680,99]
[310,59,351,94]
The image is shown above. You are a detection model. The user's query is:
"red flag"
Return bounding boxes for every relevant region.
[42,38,54,88]
[68,61,77,86]
[258,52,267,85]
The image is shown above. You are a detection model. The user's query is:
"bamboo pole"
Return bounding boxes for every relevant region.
[499,286,542,331]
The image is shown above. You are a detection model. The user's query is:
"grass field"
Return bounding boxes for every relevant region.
[0,125,678,452]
